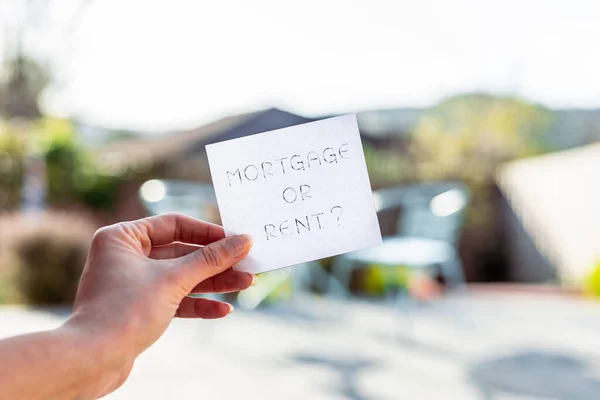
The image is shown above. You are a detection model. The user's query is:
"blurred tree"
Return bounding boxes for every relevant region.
[410,93,554,183]
[1,1,93,212]
[408,94,555,281]
[0,1,91,119]
[0,55,48,119]
[0,120,25,209]
[0,118,120,211]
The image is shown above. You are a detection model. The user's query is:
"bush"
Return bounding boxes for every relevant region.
[0,120,25,210]
[0,118,122,212]
[0,211,96,305]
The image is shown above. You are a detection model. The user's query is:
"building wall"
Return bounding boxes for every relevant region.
[501,195,557,283]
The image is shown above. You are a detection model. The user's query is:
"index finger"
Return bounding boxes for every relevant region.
[134,213,225,249]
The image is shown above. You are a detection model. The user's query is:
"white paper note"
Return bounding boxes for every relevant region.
[206,114,382,274]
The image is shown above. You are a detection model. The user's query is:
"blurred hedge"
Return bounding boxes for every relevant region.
[0,211,95,305]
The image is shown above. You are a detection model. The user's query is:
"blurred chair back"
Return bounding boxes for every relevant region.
[139,179,220,223]
[374,182,470,244]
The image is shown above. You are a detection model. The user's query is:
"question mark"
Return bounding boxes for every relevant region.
[330,206,343,226]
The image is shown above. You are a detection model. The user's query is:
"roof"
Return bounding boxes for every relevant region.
[497,143,600,281]
[547,109,600,150]
[95,108,314,170]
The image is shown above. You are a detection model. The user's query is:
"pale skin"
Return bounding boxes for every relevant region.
[0,213,255,399]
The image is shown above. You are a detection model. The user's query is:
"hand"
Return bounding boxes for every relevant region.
[66,213,254,396]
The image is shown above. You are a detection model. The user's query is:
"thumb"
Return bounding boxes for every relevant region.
[174,234,253,291]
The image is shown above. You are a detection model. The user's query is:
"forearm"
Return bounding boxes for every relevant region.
[0,322,128,400]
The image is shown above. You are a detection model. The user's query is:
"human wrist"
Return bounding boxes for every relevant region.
[61,315,133,381]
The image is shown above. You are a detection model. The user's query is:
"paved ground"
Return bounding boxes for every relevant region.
[2,291,600,399]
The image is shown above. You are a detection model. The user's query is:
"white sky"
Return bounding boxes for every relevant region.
[5,0,600,132]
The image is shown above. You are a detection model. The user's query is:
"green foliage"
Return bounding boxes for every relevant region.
[364,94,553,185]
[363,94,554,189]
[411,93,554,182]
[410,94,554,232]
[364,144,415,186]
[0,121,25,209]
[0,118,121,211]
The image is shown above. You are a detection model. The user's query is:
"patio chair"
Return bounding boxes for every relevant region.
[329,182,470,298]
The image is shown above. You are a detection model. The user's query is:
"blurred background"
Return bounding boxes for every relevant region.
[1,1,600,399]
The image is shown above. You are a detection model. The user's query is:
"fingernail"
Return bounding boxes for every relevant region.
[250,274,258,286]
[227,303,234,313]
[224,234,253,257]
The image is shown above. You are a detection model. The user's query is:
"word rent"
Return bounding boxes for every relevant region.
[264,205,343,240]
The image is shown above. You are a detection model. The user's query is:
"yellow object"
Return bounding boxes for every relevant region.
[584,261,600,298]
[363,264,410,295]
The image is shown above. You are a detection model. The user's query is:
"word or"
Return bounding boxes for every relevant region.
[226,144,350,187]
[264,206,343,240]
[282,184,311,203]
